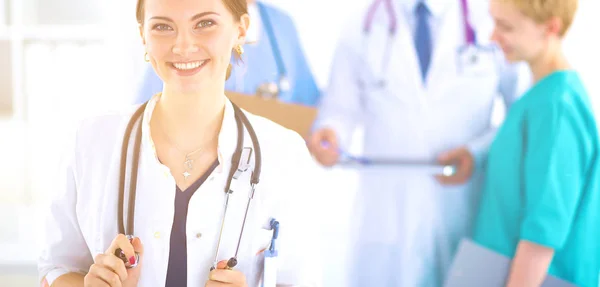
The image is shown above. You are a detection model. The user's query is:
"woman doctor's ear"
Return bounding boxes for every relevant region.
[138,24,147,45]
[236,14,250,44]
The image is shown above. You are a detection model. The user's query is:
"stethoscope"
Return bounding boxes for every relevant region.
[115,100,262,272]
[363,0,478,87]
[254,2,290,99]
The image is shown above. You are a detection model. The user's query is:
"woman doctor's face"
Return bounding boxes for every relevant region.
[139,0,248,93]
[489,1,547,63]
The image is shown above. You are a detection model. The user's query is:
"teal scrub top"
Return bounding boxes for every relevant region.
[473,70,600,287]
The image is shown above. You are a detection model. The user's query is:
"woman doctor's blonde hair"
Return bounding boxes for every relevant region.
[500,0,578,36]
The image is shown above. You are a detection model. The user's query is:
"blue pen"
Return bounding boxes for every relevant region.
[266,219,279,256]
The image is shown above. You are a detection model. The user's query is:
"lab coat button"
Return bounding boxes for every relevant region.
[195,233,202,239]
[154,231,161,239]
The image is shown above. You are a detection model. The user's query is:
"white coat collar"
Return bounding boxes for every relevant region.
[400,0,453,18]
[141,92,239,174]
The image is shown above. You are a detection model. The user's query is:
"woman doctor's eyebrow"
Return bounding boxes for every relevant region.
[149,12,221,23]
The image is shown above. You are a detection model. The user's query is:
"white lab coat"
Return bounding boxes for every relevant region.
[314,0,528,286]
[38,94,322,286]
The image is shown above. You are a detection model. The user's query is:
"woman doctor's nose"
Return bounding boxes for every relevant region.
[172,33,200,56]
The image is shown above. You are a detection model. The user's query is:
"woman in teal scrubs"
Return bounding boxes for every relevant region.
[473,1,599,287]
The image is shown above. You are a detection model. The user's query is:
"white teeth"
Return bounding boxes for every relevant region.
[173,61,204,70]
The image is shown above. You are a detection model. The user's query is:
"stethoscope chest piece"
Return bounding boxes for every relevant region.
[464,45,479,64]
[470,54,478,64]
[256,76,291,100]
[256,82,280,99]
[278,76,290,92]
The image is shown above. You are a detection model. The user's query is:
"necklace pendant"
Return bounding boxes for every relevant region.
[184,156,194,170]
[183,171,191,180]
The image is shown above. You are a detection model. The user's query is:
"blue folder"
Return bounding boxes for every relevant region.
[444,239,578,287]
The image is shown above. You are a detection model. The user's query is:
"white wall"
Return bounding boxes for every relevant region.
[563,0,600,112]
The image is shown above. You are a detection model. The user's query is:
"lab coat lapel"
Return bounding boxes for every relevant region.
[393,7,424,96]
[426,2,461,97]
[362,1,425,105]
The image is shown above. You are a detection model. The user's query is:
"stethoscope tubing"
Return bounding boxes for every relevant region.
[118,100,262,272]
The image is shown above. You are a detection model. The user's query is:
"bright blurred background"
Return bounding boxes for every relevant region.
[0,0,598,286]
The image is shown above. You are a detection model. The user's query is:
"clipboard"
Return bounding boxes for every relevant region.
[444,239,578,287]
[333,146,457,176]
[316,141,457,175]
[225,91,317,138]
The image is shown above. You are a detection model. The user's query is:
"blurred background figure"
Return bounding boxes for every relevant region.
[309,0,530,286]
[133,0,321,106]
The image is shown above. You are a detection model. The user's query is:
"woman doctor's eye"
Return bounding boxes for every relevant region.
[196,20,216,29]
[152,23,173,31]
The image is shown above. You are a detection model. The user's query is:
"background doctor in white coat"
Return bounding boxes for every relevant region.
[309,0,528,286]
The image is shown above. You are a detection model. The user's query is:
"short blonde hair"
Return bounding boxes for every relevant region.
[505,0,578,36]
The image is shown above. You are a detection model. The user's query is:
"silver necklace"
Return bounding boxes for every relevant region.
[159,124,205,181]
[181,148,203,180]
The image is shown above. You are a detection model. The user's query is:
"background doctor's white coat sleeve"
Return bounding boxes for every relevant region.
[274,133,324,286]
[312,33,364,150]
[466,61,529,170]
[37,124,93,285]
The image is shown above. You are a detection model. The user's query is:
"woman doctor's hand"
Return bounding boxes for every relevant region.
[308,127,340,167]
[435,146,474,185]
[206,260,248,287]
[84,234,144,287]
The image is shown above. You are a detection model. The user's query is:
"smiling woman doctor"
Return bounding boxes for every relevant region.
[37,0,320,286]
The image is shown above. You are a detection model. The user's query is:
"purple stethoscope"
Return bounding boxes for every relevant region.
[362,0,484,87]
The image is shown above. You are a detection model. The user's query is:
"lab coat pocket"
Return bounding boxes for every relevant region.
[251,228,273,266]
[359,73,388,95]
